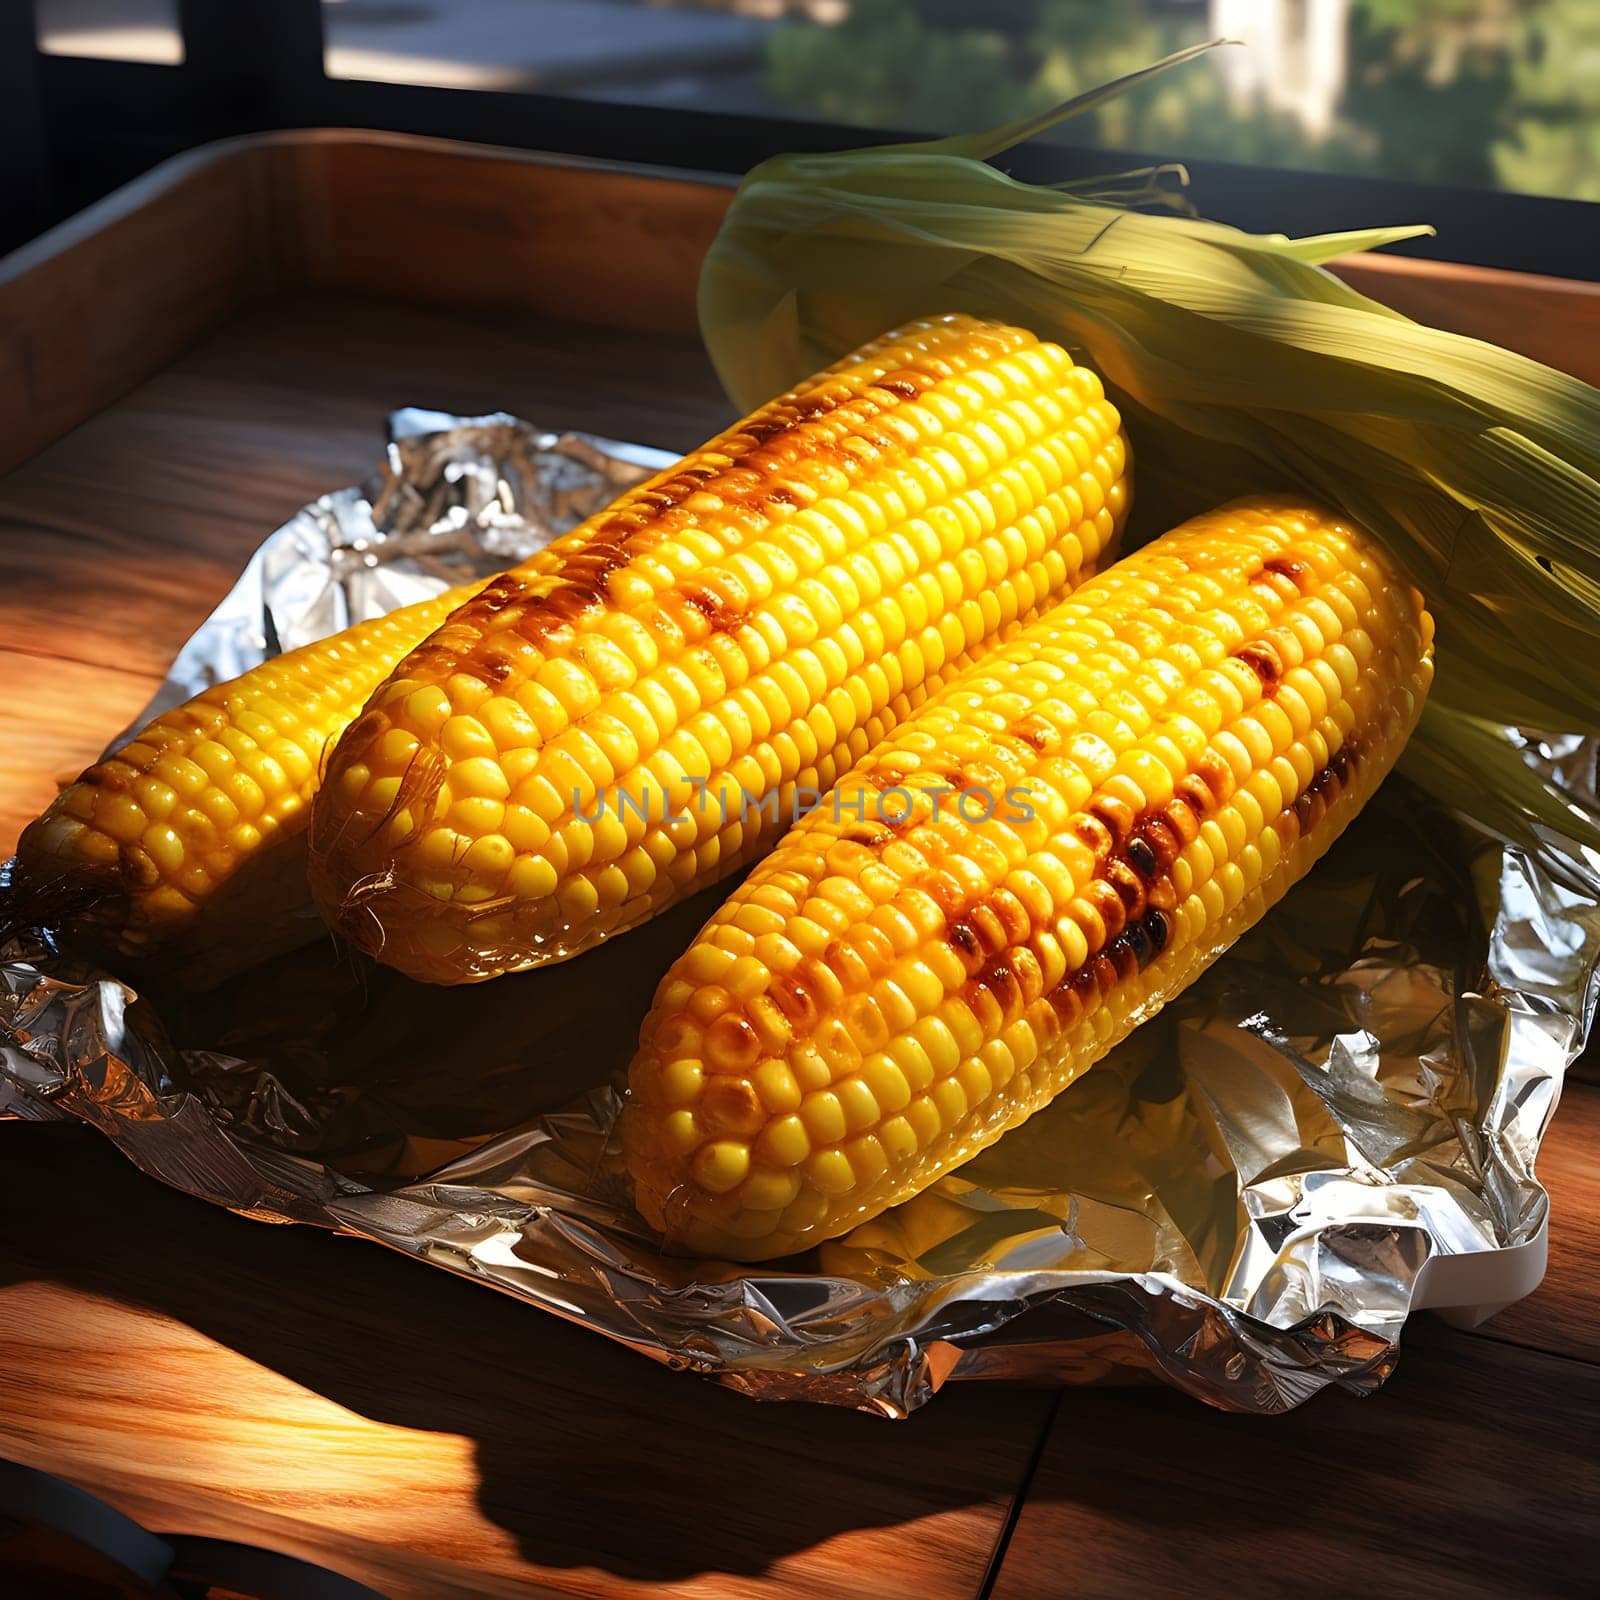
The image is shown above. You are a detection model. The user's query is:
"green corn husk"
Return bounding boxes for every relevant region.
[699,44,1600,863]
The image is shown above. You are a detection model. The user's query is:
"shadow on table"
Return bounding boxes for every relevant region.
[979,1325,1600,1600]
[0,1120,1043,1587]
[10,1121,1599,1597]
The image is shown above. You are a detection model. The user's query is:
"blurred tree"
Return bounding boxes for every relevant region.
[762,0,1595,202]
[1496,0,1600,201]
[765,0,1052,132]
[1341,0,1516,187]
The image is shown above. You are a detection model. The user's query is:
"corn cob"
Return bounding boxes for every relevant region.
[308,315,1130,984]
[12,581,484,985]
[622,499,1435,1260]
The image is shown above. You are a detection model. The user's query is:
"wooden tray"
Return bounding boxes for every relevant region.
[2,132,1596,1600]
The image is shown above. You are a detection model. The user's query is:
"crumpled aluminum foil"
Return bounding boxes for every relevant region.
[3,411,1596,1419]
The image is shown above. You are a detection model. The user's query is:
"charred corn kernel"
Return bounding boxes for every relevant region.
[309,315,1130,983]
[623,499,1434,1260]
[13,580,486,982]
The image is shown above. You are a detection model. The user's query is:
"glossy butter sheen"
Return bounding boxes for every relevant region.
[308,314,1130,983]
[622,500,1435,1260]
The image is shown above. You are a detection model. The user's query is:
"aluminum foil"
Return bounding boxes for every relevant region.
[3,411,1596,1419]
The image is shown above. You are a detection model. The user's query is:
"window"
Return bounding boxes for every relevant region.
[318,0,1600,204]
[322,0,782,102]
[35,0,182,65]
[21,2,1598,280]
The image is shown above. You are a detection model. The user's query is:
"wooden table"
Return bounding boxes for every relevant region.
[1,290,1596,1600]
[3,121,1600,1593]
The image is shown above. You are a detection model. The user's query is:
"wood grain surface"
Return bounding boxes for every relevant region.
[0,132,725,476]
[0,1125,1042,1600]
[1478,1085,1600,1365]
[993,1321,1600,1600]
[271,136,729,334]
[2,135,1598,1600]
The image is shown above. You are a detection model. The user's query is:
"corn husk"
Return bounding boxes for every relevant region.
[698,45,1600,864]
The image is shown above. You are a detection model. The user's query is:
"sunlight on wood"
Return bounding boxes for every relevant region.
[0,1281,528,1596]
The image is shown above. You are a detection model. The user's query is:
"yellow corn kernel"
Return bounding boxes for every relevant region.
[623,498,1434,1259]
[13,579,487,984]
[309,314,1131,983]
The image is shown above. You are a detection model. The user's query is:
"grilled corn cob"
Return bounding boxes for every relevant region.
[622,499,1434,1260]
[308,315,1130,983]
[12,581,484,985]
